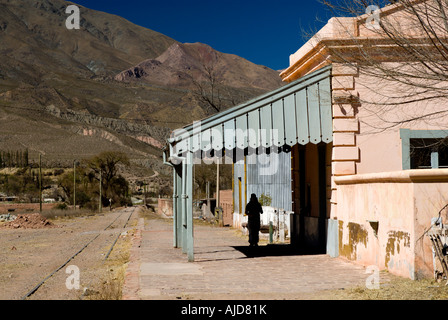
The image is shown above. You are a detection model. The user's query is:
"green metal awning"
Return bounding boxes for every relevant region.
[164,65,333,262]
[168,65,332,157]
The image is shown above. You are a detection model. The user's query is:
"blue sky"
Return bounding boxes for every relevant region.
[71,0,333,71]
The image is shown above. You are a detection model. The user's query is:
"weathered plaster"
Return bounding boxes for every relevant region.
[280,0,448,280]
[385,231,411,268]
[339,220,368,261]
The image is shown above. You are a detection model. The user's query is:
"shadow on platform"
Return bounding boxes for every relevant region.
[232,244,324,258]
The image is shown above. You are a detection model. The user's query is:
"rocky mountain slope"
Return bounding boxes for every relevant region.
[116,42,282,91]
[0,0,284,183]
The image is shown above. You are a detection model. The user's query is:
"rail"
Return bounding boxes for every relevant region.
[20,207,135,300]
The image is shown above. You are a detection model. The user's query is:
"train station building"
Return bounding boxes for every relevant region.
[164,0,448,280]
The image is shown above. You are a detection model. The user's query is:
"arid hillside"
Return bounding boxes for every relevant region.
[0,0,283,183]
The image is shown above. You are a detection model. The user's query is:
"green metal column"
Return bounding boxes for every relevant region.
[173,162,184,250]
[186,151,194,262]
[177,178,183,249]
[181,158,187,254]
[176,151,194,261]
[172,166,177,248]
[173,166,180,248]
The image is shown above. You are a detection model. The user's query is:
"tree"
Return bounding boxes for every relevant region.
[318,0,448,132]
[0,149,29,168]
[58,168,82,204]
[23,149,29,167]
[189,54,240,114]
[57,166,95,208]
[191,58,225,113]
[84,151,131,208]
[193,162,232,199]
[108,175,130,206]
[56,152,131,209]
[0,168,46,202]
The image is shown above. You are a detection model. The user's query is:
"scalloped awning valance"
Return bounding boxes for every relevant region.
[169,65,332,157]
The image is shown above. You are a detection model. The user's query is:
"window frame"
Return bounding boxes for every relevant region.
[400,129,448,170]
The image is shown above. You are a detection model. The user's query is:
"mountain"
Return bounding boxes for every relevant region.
[0,0,177,80]
[0,0,284,184]
[115,42,283,91]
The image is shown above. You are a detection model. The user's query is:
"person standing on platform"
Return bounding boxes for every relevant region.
[245,193,263,247]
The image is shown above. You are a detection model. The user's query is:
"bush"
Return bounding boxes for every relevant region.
[259,193,272,207]
[76,191,91,209]
[55,203,68,210]
[53,169,65,176]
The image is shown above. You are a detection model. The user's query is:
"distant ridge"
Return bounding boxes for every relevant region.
[115,42,283,91]
[0,0,284,183]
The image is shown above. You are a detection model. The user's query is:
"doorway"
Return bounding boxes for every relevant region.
[291,142,331,253]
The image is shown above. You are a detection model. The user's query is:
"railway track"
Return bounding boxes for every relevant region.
[20,206,137,300]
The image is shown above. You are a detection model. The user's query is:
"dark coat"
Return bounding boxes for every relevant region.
[245,200,263,223]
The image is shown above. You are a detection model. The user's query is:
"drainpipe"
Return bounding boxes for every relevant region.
[162,144,173,167]
[162,144,181,248]
[163,144,189,248]
[163,143,194,261]
[171,154,191,258]
[181,158,187,228]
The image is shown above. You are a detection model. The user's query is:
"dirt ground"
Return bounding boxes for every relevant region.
[0,206,140,300]
[1,206,448,300]
[314,274,448,300]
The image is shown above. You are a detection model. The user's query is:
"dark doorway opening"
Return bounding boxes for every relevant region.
[290,142,330,254]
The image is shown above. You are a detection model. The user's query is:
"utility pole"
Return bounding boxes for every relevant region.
[39,154,42,213]
[99,170,102,213]
[206,181,210,207]
[73,160,76,210]
[216,159,220,207]
[216,156,220,225]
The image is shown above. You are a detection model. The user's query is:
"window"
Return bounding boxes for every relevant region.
[400,129,448,170]
[410,138,448,169]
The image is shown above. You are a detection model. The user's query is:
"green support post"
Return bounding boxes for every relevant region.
[186,151,194,262]
[172,166,178,248]
[182,158,187,255]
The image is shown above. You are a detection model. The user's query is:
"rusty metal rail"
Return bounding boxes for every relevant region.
[21,208,135,300]
[103,208,134,260]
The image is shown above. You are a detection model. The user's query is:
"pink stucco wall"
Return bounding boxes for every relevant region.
[353,69,448,175]
[335,170,448,279]
[281,1,448,279]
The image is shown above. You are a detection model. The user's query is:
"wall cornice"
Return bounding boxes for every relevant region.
[334,169,448,185]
